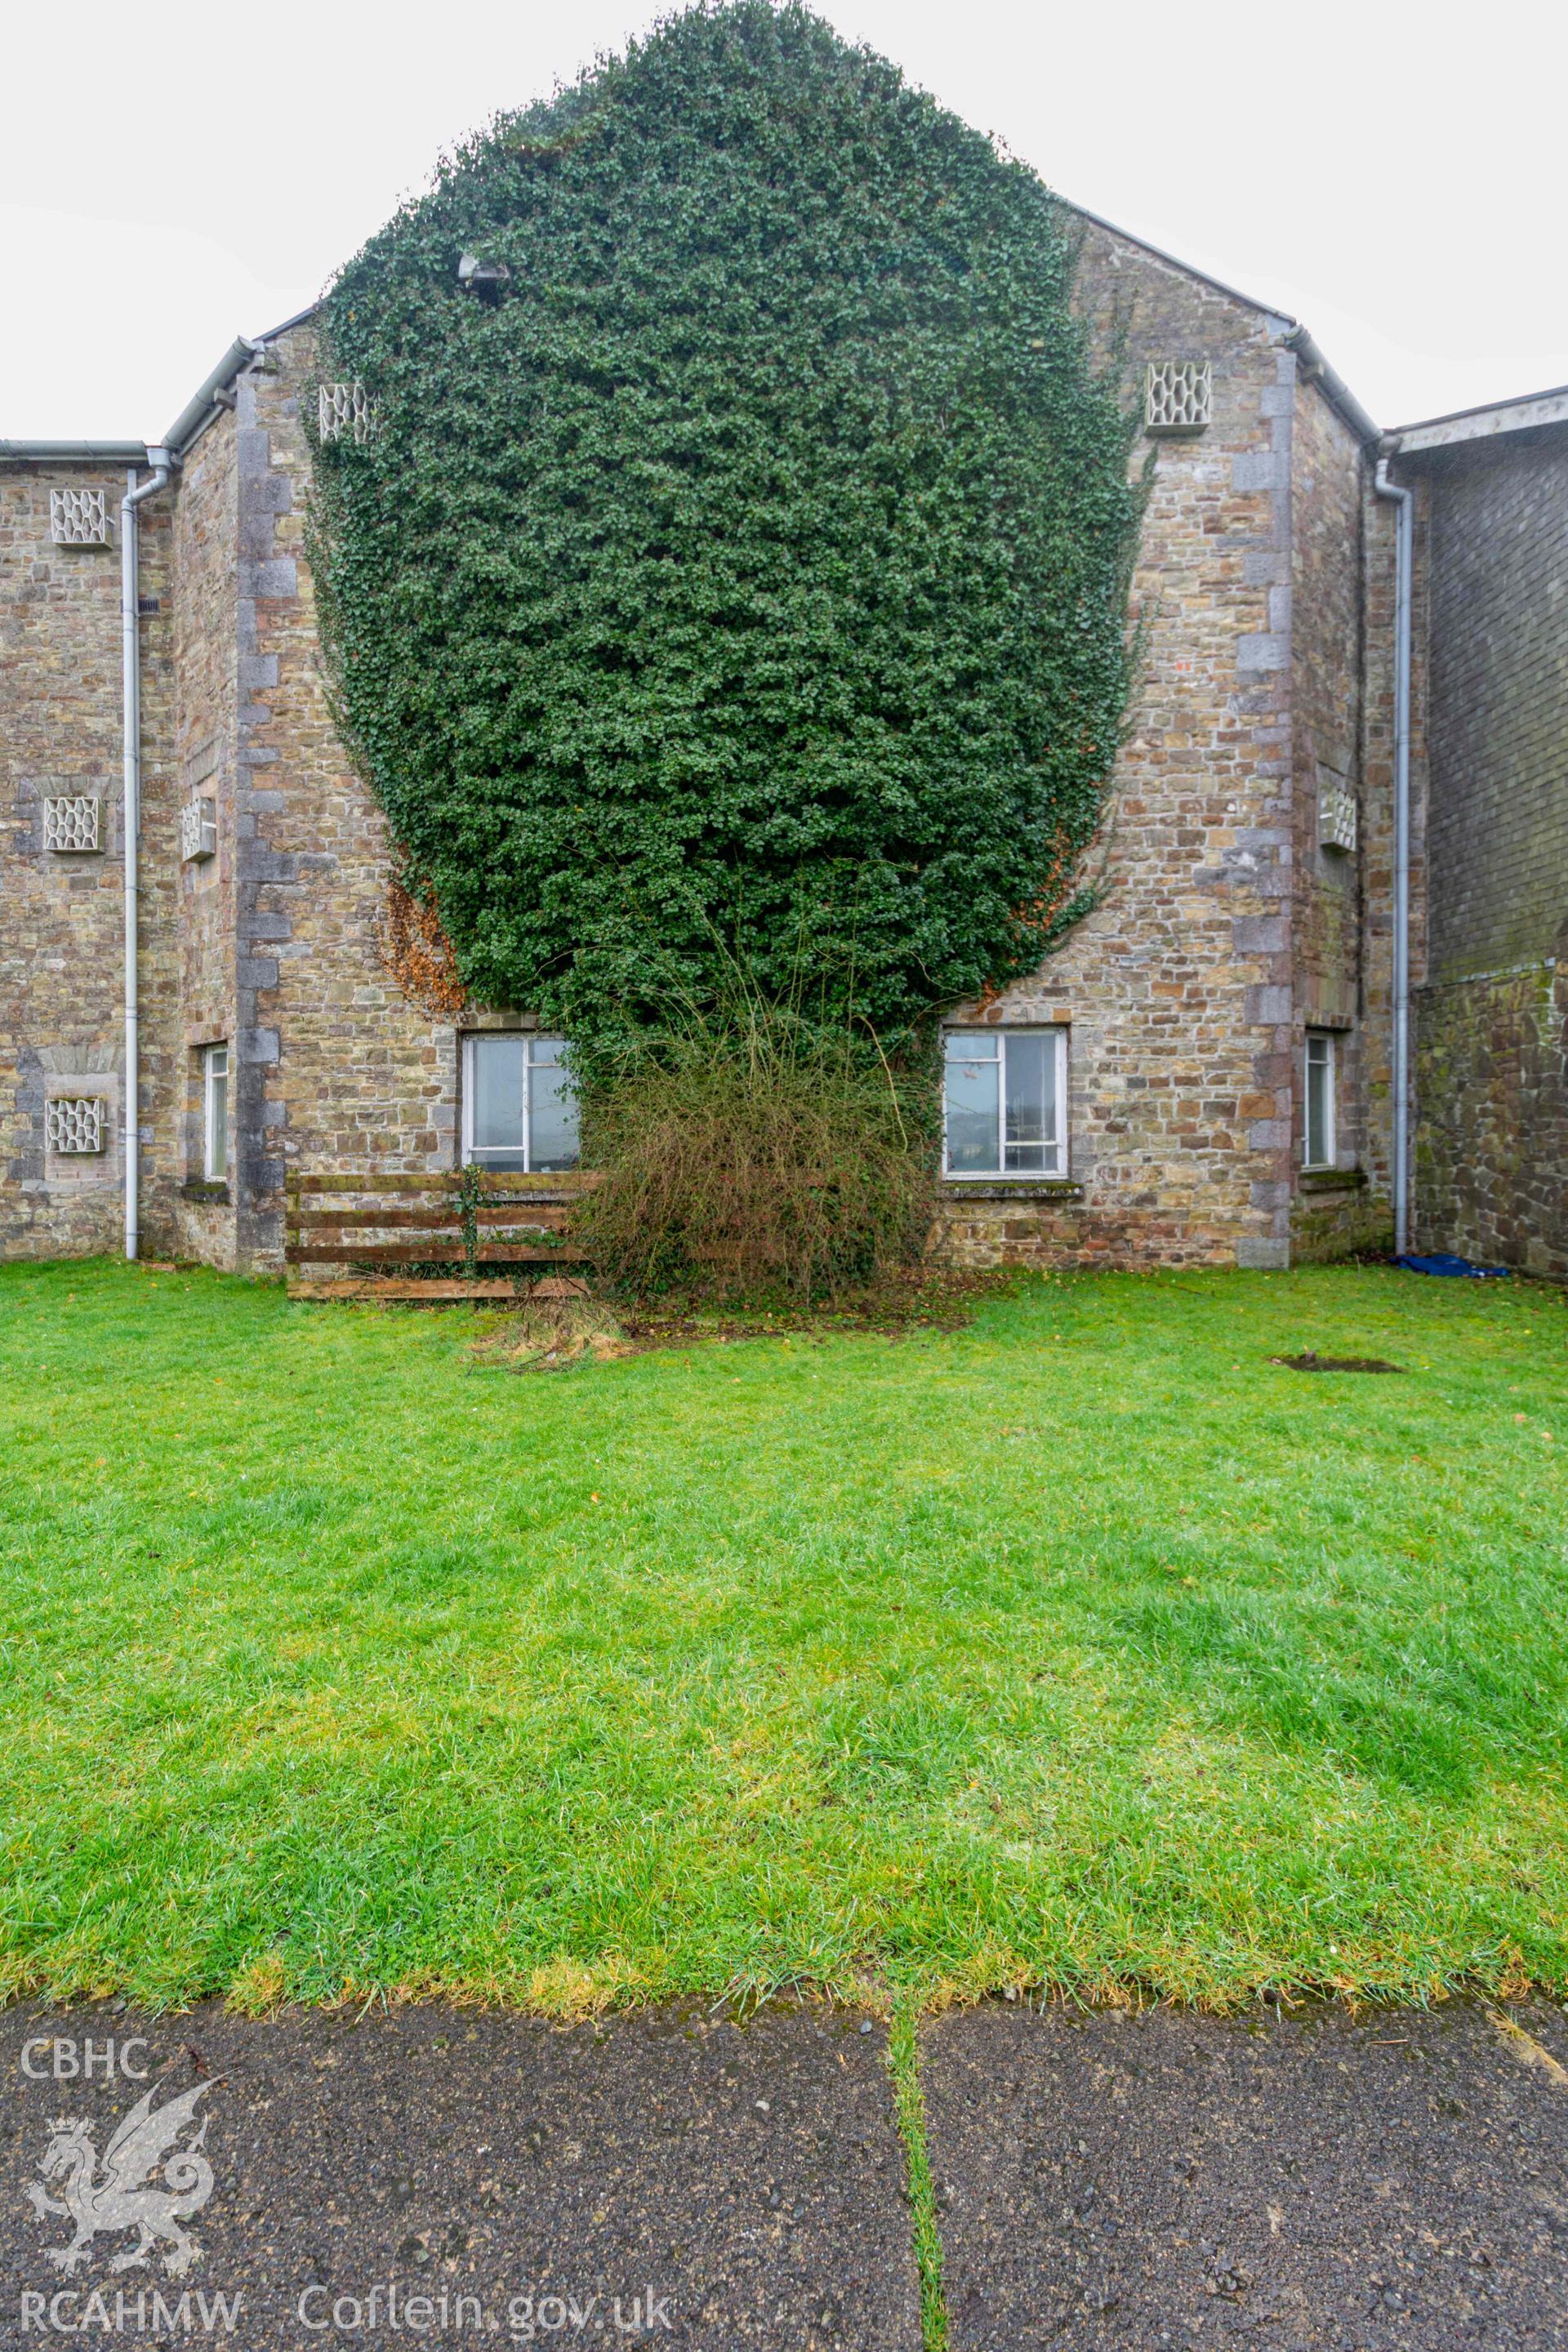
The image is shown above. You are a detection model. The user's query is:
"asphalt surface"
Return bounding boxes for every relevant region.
[922,1998,1568,2350]
[0,2002,919,2349]
[2,1998,1566,2349]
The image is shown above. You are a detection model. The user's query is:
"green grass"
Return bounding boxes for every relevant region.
[1,1258,1565,2012]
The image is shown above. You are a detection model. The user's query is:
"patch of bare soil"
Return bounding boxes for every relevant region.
[1269,1350,1405,1374]
[620,1266,1018,1348]
[466,1268,1017,1369]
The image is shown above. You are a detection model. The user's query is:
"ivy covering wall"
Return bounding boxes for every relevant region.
[314,0,1144,1053]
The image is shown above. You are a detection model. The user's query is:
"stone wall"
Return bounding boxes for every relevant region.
[1410,425,1568,1276]
[236,259,1374,1280]
[0,461,175,1261]
[1423,431,1568,978]
[226,328,457,1275]
[2,234,1428,1282]
[1415,960,1567,1279]
[168,406,241,1265]
[1285,371,1390,1261]
[935,220,1327,1269]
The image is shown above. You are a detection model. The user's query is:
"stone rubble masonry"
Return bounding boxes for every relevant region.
[933,217,1374,1271]
[1410,427,1568,1278]
[1355,467,1431,1239]
[1,463,173,1260]
[170,399,240,1267]
[1285,359,1391,1263]
[234,327,460,1276]
[2,217,1400,1278]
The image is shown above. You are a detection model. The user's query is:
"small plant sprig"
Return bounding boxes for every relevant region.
[456,1163,483,1282]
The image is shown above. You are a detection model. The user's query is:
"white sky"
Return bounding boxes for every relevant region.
[4,0,1564,441]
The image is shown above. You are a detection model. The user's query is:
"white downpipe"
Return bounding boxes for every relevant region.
[121,450,171,1262]
[1374,460,1413,1258]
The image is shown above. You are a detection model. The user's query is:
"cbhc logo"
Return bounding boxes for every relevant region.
[20,2038,150,2082]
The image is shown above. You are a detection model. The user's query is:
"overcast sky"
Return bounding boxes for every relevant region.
[5,0,1563,441]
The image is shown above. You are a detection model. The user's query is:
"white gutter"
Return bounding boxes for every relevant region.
[163,336,261,457]
[121,448,172,1262]
[1374,460,1413,1256]
[1284,324,1382,448]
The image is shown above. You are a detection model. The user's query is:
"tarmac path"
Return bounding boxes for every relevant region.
[2,1998,1564,2349]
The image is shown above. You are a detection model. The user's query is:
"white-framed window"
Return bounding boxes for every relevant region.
[1304,1031,1336,1169]
[943,1027,1067,1178]
[461,1033,580,1172]
[203,1043,229,1182]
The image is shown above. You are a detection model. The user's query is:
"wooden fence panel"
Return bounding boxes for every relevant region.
[283,1170,595,1302]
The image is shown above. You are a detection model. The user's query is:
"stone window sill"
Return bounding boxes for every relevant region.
[180,1179,231,1205]
[940,1179,1085,1202]
[1299,1165,1367,1194]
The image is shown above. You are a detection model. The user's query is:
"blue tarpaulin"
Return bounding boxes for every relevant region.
[1396,1253,1512,1278]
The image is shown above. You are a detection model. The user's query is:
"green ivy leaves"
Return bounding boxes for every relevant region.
[313,0,1143,1054]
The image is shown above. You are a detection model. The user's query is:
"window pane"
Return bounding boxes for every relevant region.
[1305,1037,1331,1165]
[529,1058,581,1171]
[945,1054,1000,1173]
[470,1036,528,1160]
[531,1036,566,1067]
[1004,1033,1058,1172]
[206,1049,228,1182]
[946,1031,1000,1062]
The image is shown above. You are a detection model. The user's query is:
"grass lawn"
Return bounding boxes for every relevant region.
[1,1258,1564,2014]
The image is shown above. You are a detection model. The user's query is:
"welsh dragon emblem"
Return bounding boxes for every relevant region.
[25,2082,216,2276]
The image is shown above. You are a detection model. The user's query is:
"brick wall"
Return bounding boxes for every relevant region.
[1423,432,1568,977]
[1410,425,1568,1276]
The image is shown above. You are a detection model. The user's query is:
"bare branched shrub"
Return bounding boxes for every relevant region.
[578,1007,937,1307]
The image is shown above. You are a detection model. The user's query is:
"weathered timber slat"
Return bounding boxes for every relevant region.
[286,1242,591,1265]
[292,1205,572,1232]
[285,1169,595,1298]
[290,1279,539,1301]
[287,1169,595,1196]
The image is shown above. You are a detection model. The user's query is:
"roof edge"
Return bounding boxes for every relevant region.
[163,305,322,457]
[1058,198,1379,446]
[0,439,150,464]
[256,300,323,343]
[163,336,261,457]
[1283,325,1381,447]
[1388,384,1568,456]
[1058,198,1294,332]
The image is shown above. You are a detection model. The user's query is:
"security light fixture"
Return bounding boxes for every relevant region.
[457,252,512,301]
